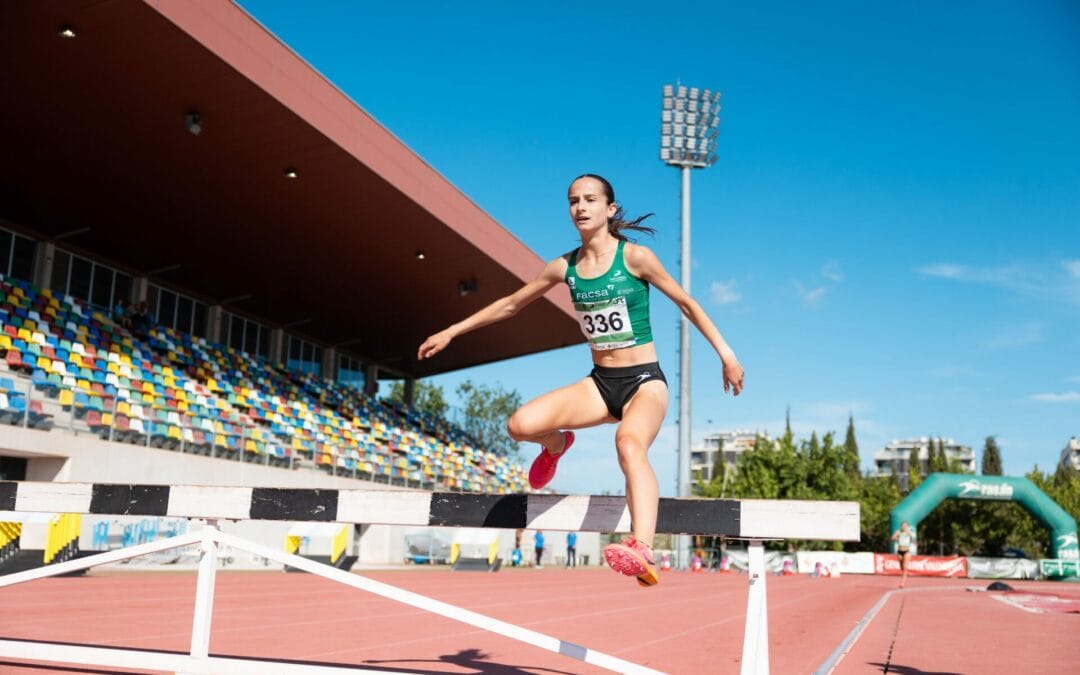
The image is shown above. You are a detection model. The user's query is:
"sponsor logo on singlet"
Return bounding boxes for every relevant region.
[575,289,610,300]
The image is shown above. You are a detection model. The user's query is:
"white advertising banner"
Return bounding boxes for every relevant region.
[795,551,875,575]
[966,557,1040,579]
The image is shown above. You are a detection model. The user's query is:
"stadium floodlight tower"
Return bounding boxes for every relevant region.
[660,83,721,568]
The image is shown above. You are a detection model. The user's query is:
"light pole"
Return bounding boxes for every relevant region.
[659,84,721,568]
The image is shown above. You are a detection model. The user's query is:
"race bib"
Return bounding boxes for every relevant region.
[574,296,635,350]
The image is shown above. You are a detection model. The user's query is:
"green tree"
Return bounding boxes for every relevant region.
[933,438,949,473]
[843,415,860,479]
[456,380,523,458]
[982,436,1003,475]
[860,475,903,552]
[386,380,448,417]
[907,445,921,492]
[711,437,726,484]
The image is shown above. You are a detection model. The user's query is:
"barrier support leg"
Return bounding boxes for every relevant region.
[740,539,769,675]
[190,523,219,660]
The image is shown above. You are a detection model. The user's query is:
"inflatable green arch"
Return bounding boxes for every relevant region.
[890,473,1079,560]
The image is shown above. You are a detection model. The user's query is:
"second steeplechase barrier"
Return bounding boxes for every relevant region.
[0,482,861,674]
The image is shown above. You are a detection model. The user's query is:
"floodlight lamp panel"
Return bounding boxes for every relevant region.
[677,85,688,96]
[663,84,674,95]
[661,110,672,122]
[663,98,673,110]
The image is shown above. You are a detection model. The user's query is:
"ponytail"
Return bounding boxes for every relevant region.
[574,173,656,242]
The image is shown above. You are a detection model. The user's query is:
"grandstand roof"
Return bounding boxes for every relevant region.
[0,0,583,378]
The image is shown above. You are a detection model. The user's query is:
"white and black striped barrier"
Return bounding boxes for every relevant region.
[0,482,859,541]
[0,482,860,675]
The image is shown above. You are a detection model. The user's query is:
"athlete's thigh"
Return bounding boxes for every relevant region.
[616,381,669,447]
[514,376,614,432]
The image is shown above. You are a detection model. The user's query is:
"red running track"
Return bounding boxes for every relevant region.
[1,567,1077,674]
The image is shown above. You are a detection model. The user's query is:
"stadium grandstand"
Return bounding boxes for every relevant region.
[0,0,584,509]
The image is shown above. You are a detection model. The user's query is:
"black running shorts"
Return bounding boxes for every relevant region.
[589,361,668,420]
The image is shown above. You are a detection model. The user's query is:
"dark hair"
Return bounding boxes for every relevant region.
[573,173,655,241]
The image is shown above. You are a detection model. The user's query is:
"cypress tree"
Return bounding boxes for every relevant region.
[907,445,922,491]
[843,415,860,478]
[982,436,1003,475]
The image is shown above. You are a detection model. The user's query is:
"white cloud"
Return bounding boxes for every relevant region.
[916,262,1034,289]
[820,260,844,283]
[917,260,1080,304]
[709,280,742,305]
[916,263,968,280]
[1030,391,1080,403]
[981,322,1045,350]
[793,260,842,308]
[795,282,827,308]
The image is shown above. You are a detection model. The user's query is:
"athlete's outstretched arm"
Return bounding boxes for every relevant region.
[417,257,567,361]
[625,243,745,395]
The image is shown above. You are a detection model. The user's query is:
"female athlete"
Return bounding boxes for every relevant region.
[418,174,744,587]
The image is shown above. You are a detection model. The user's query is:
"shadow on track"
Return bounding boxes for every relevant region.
[867,663,964,675]
[365,647,579,674]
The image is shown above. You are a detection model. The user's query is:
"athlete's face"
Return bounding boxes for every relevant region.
[568,178,617,233]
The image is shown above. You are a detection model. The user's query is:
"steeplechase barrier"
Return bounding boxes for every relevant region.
[0,482,860,674]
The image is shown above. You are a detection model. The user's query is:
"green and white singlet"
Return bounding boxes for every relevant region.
[565,240,653,350]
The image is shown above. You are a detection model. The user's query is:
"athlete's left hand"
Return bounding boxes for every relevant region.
[723,358,744,396]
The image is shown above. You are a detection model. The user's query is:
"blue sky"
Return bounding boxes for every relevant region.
[238,1,1079,495]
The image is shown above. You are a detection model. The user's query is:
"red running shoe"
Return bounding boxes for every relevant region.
[603,537,659,587]
[528,430,574,490]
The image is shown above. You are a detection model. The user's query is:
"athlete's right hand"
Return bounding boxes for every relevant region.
[417,330,452,360]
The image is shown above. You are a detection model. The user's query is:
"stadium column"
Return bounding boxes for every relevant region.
[322,348,336,381]
[403,378,415,407]
[364,364,379,397]
[132,277,149,303]
[32,241,55,290]
[268,328,284,364]
[207,305,224,343]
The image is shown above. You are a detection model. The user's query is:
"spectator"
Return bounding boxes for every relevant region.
[566,531,577,568]
[131,301,154,337]
[534,530,545,569]
[112,299,130,329]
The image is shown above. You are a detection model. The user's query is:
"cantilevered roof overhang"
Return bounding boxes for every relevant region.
[0,0,584,377]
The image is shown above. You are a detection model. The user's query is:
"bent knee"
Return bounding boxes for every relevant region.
[506,412,539,441]
[615,434,648,467]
